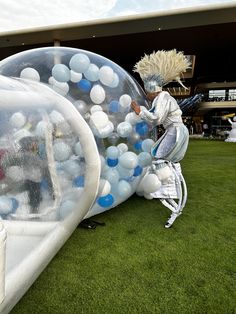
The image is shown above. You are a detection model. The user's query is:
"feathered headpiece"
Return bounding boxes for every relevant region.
[133,49,191,92]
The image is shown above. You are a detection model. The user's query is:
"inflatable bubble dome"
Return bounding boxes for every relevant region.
[0,47,153,221]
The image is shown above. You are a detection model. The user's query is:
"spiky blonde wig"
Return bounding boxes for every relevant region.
[133,49,191,91]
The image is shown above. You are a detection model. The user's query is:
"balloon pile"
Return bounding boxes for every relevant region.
[0,47,155,220]
[0,92,87,220]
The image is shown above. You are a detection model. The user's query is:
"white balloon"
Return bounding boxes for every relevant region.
[90,105,103,114]
[117,122,133,138]
[48,76,56,85]
[155,165,172,183]
[99,65,114,86]
[20,67,40,81]
[142,173,161,194]
[119,151,138,169]
[6,166,24,182]
[90,111,109,129]
[98,179,111,196]
[119,94,132,110]
[109,72,119,88]
[117,143,128,155]
[9,112,26,128]
[49,110,64,124]
[125,112,142,125]
[90,85,106,104]
[96,121,114,138]
[70,70,82,83]
[144,193,154,200]
[52,80,69,96]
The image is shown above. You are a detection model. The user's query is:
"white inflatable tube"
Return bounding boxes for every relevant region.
[0,222,6,304]
[0,78,101,313]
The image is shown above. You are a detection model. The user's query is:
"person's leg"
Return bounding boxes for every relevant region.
[155,127,177,160]
[24,180,42,213]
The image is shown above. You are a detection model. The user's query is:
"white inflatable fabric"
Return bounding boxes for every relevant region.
[0,222,6,304]
[0,78,101,313]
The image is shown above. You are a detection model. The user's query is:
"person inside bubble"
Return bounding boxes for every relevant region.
[1,136,53,214]
[131,49,190,164]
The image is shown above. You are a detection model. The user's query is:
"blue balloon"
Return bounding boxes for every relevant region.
[135,121,149,136]
[133,165,143,177]
[108,100,120,113]
[40,178,49,190]
[134,140,142,151]
[11,198,19,212]
[73,175,85,187]
[107,158,118,167]
[77,79,92,92]
[97,194,114,207]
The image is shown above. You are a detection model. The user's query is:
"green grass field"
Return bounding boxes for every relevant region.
[11,140,236,314]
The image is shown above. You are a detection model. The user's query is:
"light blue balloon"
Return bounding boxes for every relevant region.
[52,64,70,82]
[104,168,119,184]
[53,141,72,161]
[0,196,13,215]
[63,160,80,177]
[69,53,90,73]
[117,180,132,198]
[138,152,152,167]
[84,63,99,81]
[106,146,119,159]
[108,100,120,113]
[74,142,84,157]
[141,138,154,153]
[117,164,133,179]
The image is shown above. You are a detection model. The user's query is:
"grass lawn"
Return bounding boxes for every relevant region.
[11,140,236,314]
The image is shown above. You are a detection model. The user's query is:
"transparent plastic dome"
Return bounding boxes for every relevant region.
[0,75,100,221]
[0,47,153,219]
